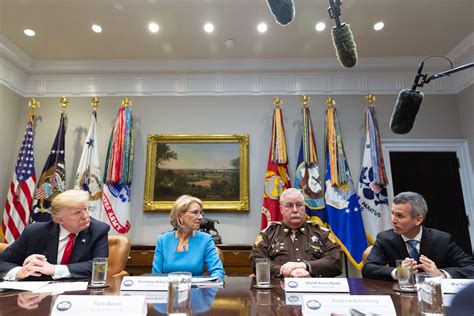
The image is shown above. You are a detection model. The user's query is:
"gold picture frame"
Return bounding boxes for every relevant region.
[144,134,249,212]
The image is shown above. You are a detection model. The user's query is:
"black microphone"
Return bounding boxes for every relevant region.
[266,0,295,26]
[389,61,425,134]
[328,0,357,68]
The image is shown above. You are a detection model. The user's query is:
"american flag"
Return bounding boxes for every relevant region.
[2,118,36,244]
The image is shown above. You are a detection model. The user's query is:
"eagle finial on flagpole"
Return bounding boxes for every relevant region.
[325,97,336,107]
[91,97,100,110]
[28,98,40,123]
[365,93,376,106]
[300,95,310,108]
[273,96,282,108]
[122,97,132,108]
[59,96,69,111]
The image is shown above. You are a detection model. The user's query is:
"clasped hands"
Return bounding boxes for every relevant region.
[16,254,56,280]
[280,261,310,278]
[400,255,445,277]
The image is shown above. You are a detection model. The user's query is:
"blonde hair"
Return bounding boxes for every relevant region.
[51,190,89,216]
[169,195,203,229]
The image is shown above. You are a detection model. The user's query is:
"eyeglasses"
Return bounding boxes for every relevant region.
[185,210,205,217]
[283,203,304,209]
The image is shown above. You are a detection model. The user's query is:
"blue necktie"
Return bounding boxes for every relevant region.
[406,240,420,263]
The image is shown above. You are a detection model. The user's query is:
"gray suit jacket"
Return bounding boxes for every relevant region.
[362,227,474,280]
[0,218,109,279]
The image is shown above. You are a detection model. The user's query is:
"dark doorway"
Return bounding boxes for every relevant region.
[390,151,472,254]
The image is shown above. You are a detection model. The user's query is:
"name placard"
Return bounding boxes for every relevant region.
[51,295,146,316]
[441,279,474,294]
[120,276,168,291]
[284,277,350,293]
[120,290,167,304]
[286,292,341,305]
[302,295,396,315]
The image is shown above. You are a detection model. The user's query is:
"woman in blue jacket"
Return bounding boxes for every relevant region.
[152,195,225,278]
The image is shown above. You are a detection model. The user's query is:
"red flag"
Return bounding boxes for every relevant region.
[2,117,36,243]
[261,103,291,229]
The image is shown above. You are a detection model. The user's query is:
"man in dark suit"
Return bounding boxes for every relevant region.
[362,192,474,280]
[0,190,109,280]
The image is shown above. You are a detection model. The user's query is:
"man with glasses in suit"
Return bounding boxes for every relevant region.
[251,188,341,278]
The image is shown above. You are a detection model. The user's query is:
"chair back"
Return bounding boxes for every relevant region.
[0,242,8,253]
[107,235,131,278]
[362,245,374,263]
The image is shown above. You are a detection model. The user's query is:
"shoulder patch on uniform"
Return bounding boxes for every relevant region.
[254,234,264,247]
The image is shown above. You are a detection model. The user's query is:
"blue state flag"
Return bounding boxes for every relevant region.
[294,141,327,225]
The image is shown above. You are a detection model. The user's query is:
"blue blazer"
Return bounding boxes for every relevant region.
[152,230,225,278]
[0,218,109,279]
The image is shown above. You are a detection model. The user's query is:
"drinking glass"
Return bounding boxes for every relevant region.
[416,272,444,315]
[396,259,415,290]
[91,257,108,287]
[167,271,192,315]
[255,258,271,287]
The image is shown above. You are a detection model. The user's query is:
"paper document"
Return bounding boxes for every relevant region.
[33,281,88,294]
[0,281,50,291]
[191,276,218,283]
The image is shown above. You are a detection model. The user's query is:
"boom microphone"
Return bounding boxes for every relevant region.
[266,0,295,26]
[328,0,357,68]
[389,61,425,134]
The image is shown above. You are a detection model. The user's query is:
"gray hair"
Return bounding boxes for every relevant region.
[169,195,203,229]
[279,188,304,204]
[393,191,428,218]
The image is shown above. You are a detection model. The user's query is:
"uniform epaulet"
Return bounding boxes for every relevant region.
[261,221,281,233]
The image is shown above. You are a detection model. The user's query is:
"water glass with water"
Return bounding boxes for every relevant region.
[255,258,271,287]
[396,259,415,290]
[416,272,444,315]
[167,271,192,315]
[91,257,108,287]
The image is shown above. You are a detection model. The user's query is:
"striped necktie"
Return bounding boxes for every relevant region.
[406,240,420,263]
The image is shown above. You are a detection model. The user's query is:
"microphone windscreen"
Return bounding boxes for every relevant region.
[389,89,424,134]
[266,0,295,26]
[331,24,358,68]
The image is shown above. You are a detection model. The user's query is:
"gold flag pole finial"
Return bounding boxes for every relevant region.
[366,93,376,106]
[325,97,336,107]
[91,97,100,110]
[28,98,40,122]
[300,95,310,108]
[273,96,282,108]
[59,96,69,111]
[122,97,132,108]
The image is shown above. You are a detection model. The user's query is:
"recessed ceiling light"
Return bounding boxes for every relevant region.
[148,22,159,33]
[204,23,214,33]
[373,21,384,31]
[24,29,35,37]
[315,22,326,32]
[257,23,268,33]
[91,24,102,33]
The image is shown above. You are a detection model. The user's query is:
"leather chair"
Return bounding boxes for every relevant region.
[107,235,131,278]
[362,245,374,263]
[0,242,8,253]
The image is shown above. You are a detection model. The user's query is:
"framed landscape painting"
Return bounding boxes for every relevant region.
[144,134,249,212]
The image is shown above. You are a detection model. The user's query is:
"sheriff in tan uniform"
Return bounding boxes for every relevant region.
[251,188,341,278]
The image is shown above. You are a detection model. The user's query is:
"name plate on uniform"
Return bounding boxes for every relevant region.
[120,276,168,291]
[302,295,396,315]
[51,295,146,316]
[442,279,474,294]
[284,277,350,292]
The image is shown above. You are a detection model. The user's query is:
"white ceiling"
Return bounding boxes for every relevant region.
[0,0,473,61]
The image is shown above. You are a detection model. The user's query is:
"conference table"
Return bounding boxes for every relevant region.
[0,276,427,315]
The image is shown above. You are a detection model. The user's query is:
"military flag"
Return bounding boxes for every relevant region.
[74,101,102,219]
[32,111,67,222]
[324,99,367,269]
[2,113,36,243]
[358,97,390,244]
[261,97,291,229]
[294,98,327,225]
[101,98,134,234]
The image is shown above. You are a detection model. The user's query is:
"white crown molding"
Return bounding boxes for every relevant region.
[0,33,472,97]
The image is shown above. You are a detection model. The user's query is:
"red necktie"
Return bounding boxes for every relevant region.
[60,233,76,265]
